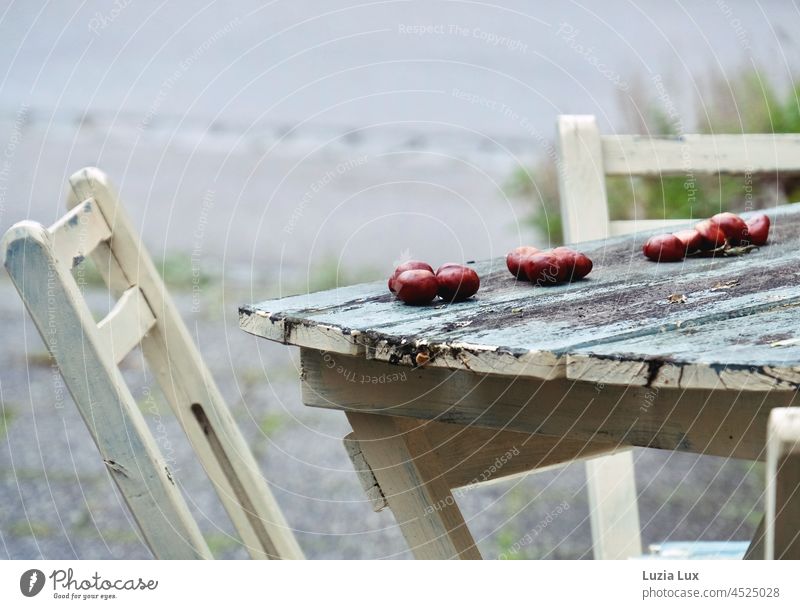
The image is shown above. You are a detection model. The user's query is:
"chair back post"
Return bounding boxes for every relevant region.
[557,116,642,558]
[2,218,212,559]
[66,168,303,559]
[765,407,800,559]
[556,115,610,242]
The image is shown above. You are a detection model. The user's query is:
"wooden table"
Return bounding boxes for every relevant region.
[240,205,800,560]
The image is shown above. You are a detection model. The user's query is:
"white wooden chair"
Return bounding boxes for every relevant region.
[556,115,800,559]
[1,167,303,559]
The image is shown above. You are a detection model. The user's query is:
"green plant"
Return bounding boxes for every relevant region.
[0,407,17,439]
[513,66,800,244]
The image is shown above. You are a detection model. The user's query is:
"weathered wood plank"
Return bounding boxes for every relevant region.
[609,219,688,236]
[421,420,621,488]
[300,349,797,461]
[242,205,800,385]
[96,286,156,364]
[568,302,800,390]
[48,198,111,269]
[346,412,482,559]
[602,134,800,176]
[343,433,388,512]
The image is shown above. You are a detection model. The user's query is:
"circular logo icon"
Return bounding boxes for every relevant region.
[20,569,45,597]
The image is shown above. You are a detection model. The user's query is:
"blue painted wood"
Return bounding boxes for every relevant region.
[241,205,800,386]
[644,541,750,560]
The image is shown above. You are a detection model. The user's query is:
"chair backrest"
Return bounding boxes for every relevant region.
[1,167,303,560]
[556,114,800,242]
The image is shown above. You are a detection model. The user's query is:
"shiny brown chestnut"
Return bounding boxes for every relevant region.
[711,212,749,244]
[573,252,593,279]
[388,260,434,292]
[744,214,770,246]
[673,229,703,254]
[393,269,439,305]
[506,246,540,280]
[551,247,577,282]
[523,252,560,285]
[642,233,685,262]
[435,265,480,302]
[695,219,727,250]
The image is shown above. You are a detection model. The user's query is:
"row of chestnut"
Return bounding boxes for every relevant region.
[643,212,770,262]
[387,246,594,305]
[387,212,770,305]
[387,262,480,305]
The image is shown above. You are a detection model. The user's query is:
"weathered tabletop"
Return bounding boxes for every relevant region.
[240,205,800,393]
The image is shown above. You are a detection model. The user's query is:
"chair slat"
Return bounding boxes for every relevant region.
[603,134,800,176]
[97,286,156,364]
[609,218,690,236]
[49,199,111,269]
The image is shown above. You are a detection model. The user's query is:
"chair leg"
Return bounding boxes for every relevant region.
[766,407,800,559]
[346,413,481,559]
[744,515,765,560]
[586,450,642,559]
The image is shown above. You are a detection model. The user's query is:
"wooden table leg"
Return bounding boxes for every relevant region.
[346,412,482,559]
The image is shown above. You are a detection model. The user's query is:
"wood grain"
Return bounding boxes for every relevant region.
[242,204,800,389]
[300,349,796,461]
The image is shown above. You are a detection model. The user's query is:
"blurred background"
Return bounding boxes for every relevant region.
[0,0,798,559]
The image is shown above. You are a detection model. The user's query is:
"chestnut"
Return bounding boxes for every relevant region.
[673,229,703,254]
[506,246,540,279]
[435,262,462,274]
[435,265,480,302]
[551,247,577,282]
[642,233,685,262]
[573,252,593,279]
[711,212,748,244]
[743,214,770,246]
[695,219,727,250]
[523,252,560,285]
[388,260,434,292]
[393,269,439,305]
